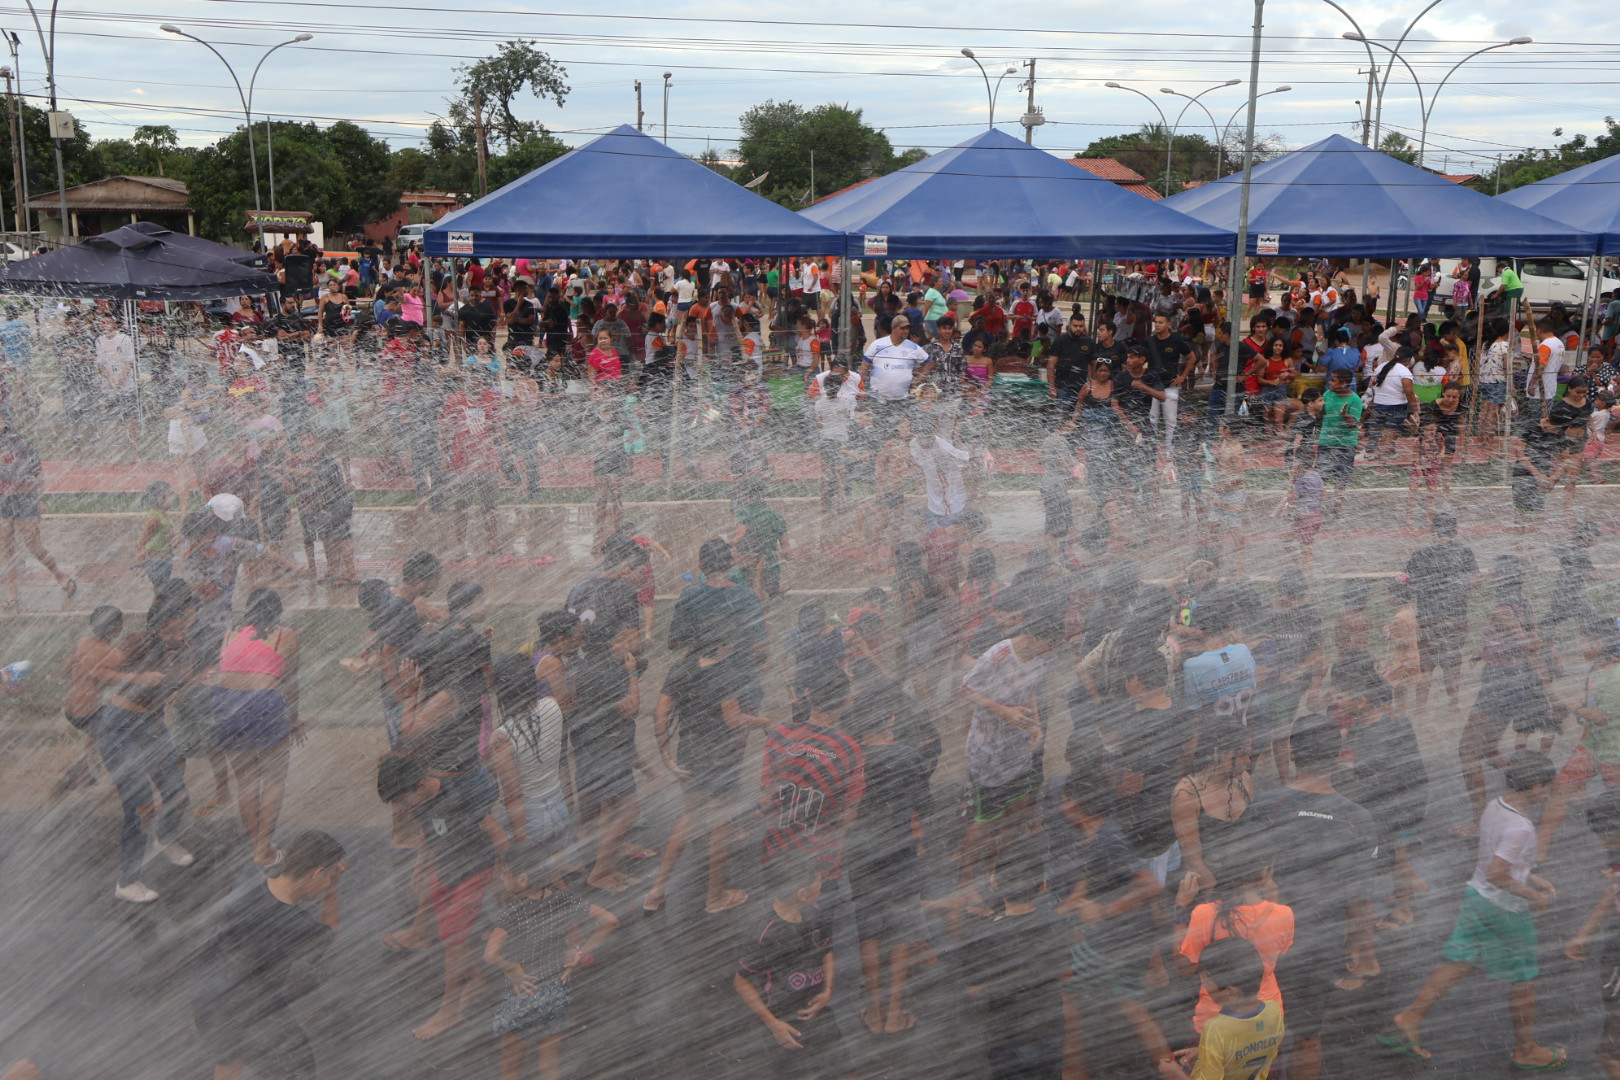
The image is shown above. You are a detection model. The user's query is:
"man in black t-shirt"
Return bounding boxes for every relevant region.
[1045,313,1095,413]
[1143,313,1194,386]
[1247,719,1378,1057]
[190,831,347,1078]
[504,279,538,349]
[1114,348,1166,505]
[377,754,505,1040]
[273,296,312,379]
[457,295,495,345]
[1091,320,1126,373]
[566,536,644,659]
[1402,511,1479,708]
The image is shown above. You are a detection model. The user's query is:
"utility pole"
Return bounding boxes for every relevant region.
[1022,58,1037,144]
[1495,152,1503,194]
[1358,66,1376,144]
[634,80,643,131]
[473,92,488,198]
[1,67,20,231]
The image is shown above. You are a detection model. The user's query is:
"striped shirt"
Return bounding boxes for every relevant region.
[760,722,865,866]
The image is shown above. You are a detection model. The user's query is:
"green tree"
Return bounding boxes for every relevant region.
[186,121,401,239]
[445,41,568,196]
[736,100,911,207]
[1482,118,1620,193]
[1081,125,1226,191]
[487,130,570,190]
[1378,131,1418,166]
[132,124,179,176]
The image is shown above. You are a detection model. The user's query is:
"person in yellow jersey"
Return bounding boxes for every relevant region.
[1158,937,1285,1080]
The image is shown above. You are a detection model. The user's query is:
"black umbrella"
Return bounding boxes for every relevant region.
[0,222,280,301]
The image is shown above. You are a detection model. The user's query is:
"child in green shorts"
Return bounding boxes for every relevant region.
[1379,751,1563,1070]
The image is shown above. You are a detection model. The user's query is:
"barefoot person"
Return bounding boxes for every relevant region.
[189,831,347,1080]
[0,418,74,609]
[56,605,123,796]
[1379,751,1564,1070]
[209,588,301,867]
[377,752,507,1040]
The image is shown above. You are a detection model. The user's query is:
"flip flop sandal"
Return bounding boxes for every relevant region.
[1512,1047,1568,1072]
[705,889,749,914]
[192,802,227,818]
[1375,1032,1429,1061]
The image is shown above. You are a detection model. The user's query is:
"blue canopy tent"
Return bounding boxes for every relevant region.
[1497,153,1620,253]
[1161,134,1598,256]
[799,127,1233,258]
[424,124,845,258]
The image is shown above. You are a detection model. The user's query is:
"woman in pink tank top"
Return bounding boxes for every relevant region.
[209,587,300,866]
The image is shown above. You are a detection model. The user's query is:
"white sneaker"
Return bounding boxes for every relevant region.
[155,840,195,867]
[114,882,159,903]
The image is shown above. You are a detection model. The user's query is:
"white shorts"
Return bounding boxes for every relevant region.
[167,419,207,458]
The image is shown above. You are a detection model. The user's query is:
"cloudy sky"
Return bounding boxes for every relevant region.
[8,0,1609,175]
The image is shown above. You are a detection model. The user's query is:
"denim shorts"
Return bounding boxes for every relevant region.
[1480,381,1507,404]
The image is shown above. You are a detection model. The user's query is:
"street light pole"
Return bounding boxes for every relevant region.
[4,33,28,233]
[1103,82,1172,195]
[1224,0,1266,416]
[160,25,312,215]
[21,0,67,240]
[1160,80,1238,184]
[1419,38,1530,168]
[960,48,992,128]
[661,72,671,145]
[1217,86,1290,173]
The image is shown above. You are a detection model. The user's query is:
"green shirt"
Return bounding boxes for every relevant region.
[1584,661,1620,764]
[1499,265,1523,295]
[1318,388,1364,447]
[766,269,781,289]
[735,502,788,574]
[923,287,948,321]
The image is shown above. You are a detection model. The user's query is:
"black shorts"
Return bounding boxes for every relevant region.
[758,1011,851,1080]
[1512,472,1546,515]
[448,471,498,510]
[1247,282,1266,300]
[0,493,40,520]
[1042,485,1073,538]
[1317,445,1356,486]
[300,509,353,545]
[1417,616,1467,671]
[677,742,743,799]
[571,720,637,804]
[104,392,139,421]
[1271,961,1342,1041]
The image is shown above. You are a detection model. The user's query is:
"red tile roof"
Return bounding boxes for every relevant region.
[1122,183,1164,200]
[1441,174,1482,185]
[1067,157,1149,183]
[811,177,878,205]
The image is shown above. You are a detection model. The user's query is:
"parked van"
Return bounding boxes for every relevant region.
[396,223,430,245]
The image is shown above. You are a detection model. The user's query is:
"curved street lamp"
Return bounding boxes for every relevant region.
[1420,37,1531,168]
[1217,85,1290,174]
[1104,81,1173,195]
[961,48,1018,129]
[1160,80,1239,184]
[160,24,313,212]
[1321,0,1445,146]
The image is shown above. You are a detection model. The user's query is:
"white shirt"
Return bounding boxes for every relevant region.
[801,262,820,293]
[674,279,696,304]
[908,434,969,519]
[813,392,855,443]
[863,336,930,400]
[1467,796,1537,912]
[94,332,136,392]
[1370,362,1414,406]
[1035,306,1065,335]
[813,368,862,401]
[1538,334,1566,375]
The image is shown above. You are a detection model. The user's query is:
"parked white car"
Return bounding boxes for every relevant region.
[1434,257,1620,316]
[396,223,430,245]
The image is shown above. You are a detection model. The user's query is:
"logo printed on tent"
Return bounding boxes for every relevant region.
[864,235,889,257]
[1257,234,1280,255]
[448,232,475,255]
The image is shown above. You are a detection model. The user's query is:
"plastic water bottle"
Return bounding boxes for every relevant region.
[1,661,32,692]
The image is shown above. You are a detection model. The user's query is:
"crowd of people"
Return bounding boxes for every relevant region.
[8,244,1620,1080]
